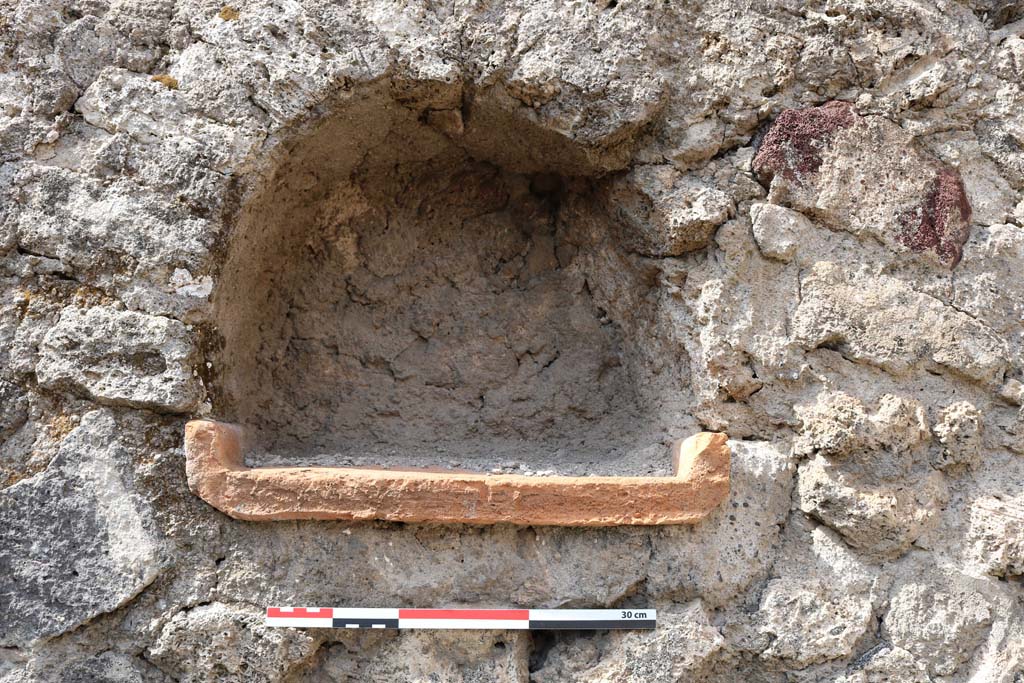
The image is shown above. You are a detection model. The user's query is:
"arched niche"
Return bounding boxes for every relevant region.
[210,80,693,476]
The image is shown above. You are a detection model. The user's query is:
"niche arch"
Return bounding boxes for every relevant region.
[210,80,695,477]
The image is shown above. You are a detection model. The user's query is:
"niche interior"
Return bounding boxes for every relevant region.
[210,81,693,477]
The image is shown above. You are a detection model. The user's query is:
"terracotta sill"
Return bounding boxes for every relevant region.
[184,420,730,526]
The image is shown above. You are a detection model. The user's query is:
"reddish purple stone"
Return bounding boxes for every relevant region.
[896,167,972,268]
[753,101,857,183]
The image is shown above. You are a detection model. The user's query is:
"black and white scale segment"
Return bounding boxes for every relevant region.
[266,608,656,630]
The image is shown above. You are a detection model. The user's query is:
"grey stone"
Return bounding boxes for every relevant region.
[0,411,164,647]
[215,523,651,613]
[0,651,154,683]
[0,378,28,442]
[147,603,320,683]
[647,440,796,606]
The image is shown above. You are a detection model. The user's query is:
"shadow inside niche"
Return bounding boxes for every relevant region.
[210,81,694,476]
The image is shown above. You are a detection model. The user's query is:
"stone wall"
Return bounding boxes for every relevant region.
[1,0,1023,680]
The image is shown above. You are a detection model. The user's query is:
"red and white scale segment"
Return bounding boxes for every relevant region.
[266,607,656,630]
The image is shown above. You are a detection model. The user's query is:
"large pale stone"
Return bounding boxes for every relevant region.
[37,305,201,413]
[754,102,972,268]
[758,577,873,668]
[883,580,994,676]
[795,393,946,559]
[792,262,1008,387]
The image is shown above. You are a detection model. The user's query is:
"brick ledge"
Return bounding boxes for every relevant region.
[184,420,730,526]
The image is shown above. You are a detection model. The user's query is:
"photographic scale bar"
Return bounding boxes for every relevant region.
[266,608,656,630]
